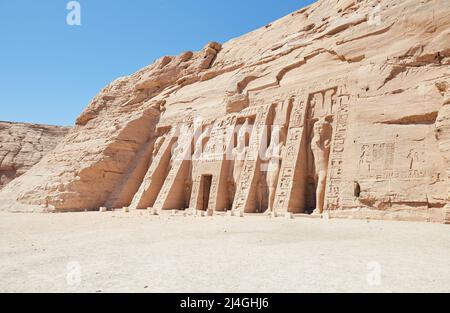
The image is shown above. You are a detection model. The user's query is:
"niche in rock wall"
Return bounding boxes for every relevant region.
[227,115,256,210]
[304,88,337,213]
[254,99,293,214]
[245,106,276,213]
[309,88,337,119]
[233,116,255,149]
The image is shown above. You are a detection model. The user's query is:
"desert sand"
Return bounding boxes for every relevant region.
[1,211,449,293]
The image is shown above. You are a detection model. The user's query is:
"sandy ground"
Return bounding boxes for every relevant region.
[0,211,449,293]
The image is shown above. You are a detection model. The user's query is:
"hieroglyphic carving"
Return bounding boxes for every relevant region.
[232,104,273,213]
[309,88,338,120]
[202,116,235,161]
[407,149,422,170]
[358,143,437,181]
[206,116,236,210]
[189,116,237,211]
[273,94,308,214]
[208,175,220,209]
[265,125,287,212]
[324,94,350,210]
[189,173,201,210]
[303,87,339,212]
[270,79,352,214]
[361,169,433,180]
[358,142,396,176]
[256,95,294,213]
[228,118,252,206]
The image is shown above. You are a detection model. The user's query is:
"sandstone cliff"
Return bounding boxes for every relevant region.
[0,0,449,223]
[0,122,70,190]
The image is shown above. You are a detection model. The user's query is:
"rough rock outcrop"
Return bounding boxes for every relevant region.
[0,122,69,190]
[0,0,449,223]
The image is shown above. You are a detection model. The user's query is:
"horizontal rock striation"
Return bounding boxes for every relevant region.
[0,122,70,190]
[0,0,449,223]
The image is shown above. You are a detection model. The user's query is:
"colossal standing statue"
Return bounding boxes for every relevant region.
[311,117,332,215]
[265,125,287,213]
[229,118,251,206]
[256,173,267,213]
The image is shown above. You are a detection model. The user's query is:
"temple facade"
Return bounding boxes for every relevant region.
[102,76,450,223]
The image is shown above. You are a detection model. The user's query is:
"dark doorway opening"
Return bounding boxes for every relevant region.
[200,175,213,211]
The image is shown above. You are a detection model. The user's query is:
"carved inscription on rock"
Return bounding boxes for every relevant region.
[324,95,350,210]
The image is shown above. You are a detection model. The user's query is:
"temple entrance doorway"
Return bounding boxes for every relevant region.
[199,175,213,211]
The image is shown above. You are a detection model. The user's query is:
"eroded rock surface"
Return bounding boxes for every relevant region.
[0,122,69,190]
[0,0,449,222]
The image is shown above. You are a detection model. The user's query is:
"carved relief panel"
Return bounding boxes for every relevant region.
[324,94,351,210]
[190,116,237,211]
[232,104,274,213]
[271,78,354,214]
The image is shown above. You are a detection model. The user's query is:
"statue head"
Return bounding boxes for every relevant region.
[313,117,332,140]
[154,136,165,151]
[270,124,287,147]
[242,117,250,128]
[237,131,246,150]
[237,118,251,150]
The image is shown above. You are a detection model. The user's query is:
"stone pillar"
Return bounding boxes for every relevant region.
[272,94,309,215]
[323,93,351,211]
[232,104,274,214]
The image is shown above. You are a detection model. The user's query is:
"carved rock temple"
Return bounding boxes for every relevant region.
[0,0,449,223]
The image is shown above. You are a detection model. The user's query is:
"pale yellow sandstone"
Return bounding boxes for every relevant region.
[0,0,449,224]
[0,122,69,190]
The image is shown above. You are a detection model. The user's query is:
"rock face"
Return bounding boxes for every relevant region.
[0,0,449,222]
[0,122,69,190]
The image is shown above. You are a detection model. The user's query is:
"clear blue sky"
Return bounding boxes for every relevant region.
[0,0,314,126]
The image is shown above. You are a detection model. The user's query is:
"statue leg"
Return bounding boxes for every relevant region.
[314,171,327,214]
[229,183,236,209]
[268,186,276,212]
